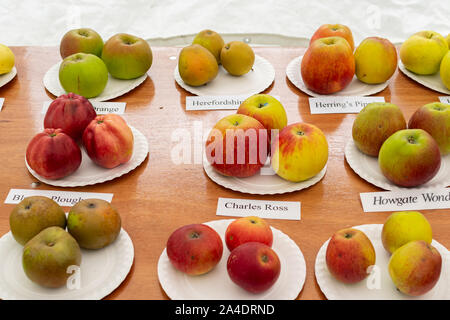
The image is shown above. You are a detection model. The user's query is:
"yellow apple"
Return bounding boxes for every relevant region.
[0,44,15,74]
[440,51,450,90]
[446,34,450,48]
[354,37,398,84]
[400,31,448,75]
[381,211,432,254]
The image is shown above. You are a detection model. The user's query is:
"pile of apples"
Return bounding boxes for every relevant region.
[301,24,398,94]
[178,29,255,86]
[205,93,329,182]
[400,31,450,90]
[166,216,281,294]
[0,43,15,75]
[59,28,153,98]
[10,196,121,288]
[352,101,450,187]
[26,93,134,180]
[326,211,442,296]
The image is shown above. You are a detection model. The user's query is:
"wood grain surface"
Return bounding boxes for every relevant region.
[0,46,448,300]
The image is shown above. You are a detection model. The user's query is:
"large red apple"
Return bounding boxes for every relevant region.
[227,242,281,293]
[26,128,82,180]
[44,92,97,140]
[301,36,355,94]
[225,216,273,252]
[205,114,269,178]
[166,223,223,276]
[326,228,376,284]
[310,24,355,51]
[82,114,134,169]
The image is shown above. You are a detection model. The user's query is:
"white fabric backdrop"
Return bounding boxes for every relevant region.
[0,0,449,46]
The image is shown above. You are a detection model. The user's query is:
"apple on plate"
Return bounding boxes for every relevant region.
[378,129,441,187]
[352,102,406,156]
[237,94,287,135]
[178,44,219,87]
[408,102,450,155]
[227,242,281,293]
[439,51,450,91]
[205,114,268,178]
[400,31,448,75]
[301,36,355,94]
[26,128,82,180]
[309,24,354,51]
[192,29,225,64]
[388,240,442,296]
[326,228,376,283]
[60,28,104,59]
[101,33,153,80]
[220,41,255,76]
[82,114,134,169]
[0,44,15,74]
[271,122,328,182]
[354,37,398,84]
[225,216,273,252]
[59,53,108,98]
[166,223,223,276]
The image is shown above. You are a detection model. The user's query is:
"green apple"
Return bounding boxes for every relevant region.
[381,211,432,254]
[220,41,255,76]
[237,94,287,133]
[440,51,450,90]
[192,29,225,64]
[408,102,450,155]
[352,102,406,156]
[60,28,104,59]
[101,33,152,80]
[59,53,108,98]
[400,31,448,75]
[378,129,441,187]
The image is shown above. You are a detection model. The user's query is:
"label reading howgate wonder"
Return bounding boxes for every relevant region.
[42,101,126,115]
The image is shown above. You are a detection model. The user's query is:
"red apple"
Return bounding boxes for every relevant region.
[310,24,355,51]
[326,228,376,284]
[225,216,273,252]
[166,223,223,276]
[82,114,134,169]
[26,128,82,180]
[227,242,281,293]
[205,114,269,178]
[44,92,97,140]
[301,36,355,94]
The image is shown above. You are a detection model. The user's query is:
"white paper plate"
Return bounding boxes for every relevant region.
[158,219,306,300]
[43,62,148,102]
[203,155,327,195]
[398,61,450,95]
[25,126,149,187]
[0,228,134,300]
[286,55,390,97]
[315,224,450,300]
[345,140,450,191]
[0,67,17,88]
[174,55,275,96]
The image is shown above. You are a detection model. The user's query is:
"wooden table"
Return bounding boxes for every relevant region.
[0,46,448,300]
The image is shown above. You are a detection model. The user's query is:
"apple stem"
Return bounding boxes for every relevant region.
[407,136,416,144]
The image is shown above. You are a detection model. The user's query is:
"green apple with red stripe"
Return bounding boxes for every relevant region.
[271,122,328,182]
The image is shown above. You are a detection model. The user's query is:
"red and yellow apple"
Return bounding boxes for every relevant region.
[388,240,442,296]
[378,129,441,187]
[82,114,134,169]
[227,242,281,293]
[326,228,376,284]
[26,128,82,180]
[301,36,355,94]
[237,94,287,134]
[60,28,104,59]
[205,114,268,178]
[354,37,398,84]
[166,223,223,276]
[310,24,354,51]
[352,102,406,156]
[225,216,273,252]
[408,102,450,155]
[271,122,328,182]
[44,92,97,141]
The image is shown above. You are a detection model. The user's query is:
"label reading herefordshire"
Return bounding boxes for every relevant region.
[360,188,450,212]
[186,95,281,111]
[309,96,385,114]
[439,96,450,104]
[216,197,301,220]
[42,101,127,115]
[5,189,113,207]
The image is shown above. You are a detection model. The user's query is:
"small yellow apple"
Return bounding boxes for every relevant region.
[440,51,450,90]
[381,211,432,254]
[446,34,450,48]
[0,44,15,74]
